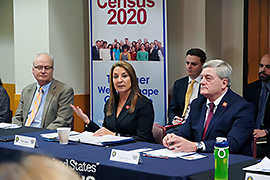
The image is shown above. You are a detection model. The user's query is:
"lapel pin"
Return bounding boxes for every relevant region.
[222,102,227,107]
[125,105,130,110]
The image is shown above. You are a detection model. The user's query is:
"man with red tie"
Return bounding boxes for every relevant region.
[163,59,255,156]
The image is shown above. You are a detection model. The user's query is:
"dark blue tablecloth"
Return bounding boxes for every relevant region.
[0,129,254,180]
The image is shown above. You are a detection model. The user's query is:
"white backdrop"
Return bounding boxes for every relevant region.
[90,0,168,126]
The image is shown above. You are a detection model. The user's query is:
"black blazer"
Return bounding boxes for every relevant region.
[168,76,201,124]
[149,49,159,61]
[244,80,270,137]
[92,45,100,60]
[86,95,155,143]
[177,89,255,156]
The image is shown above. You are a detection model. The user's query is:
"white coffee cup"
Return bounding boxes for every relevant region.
[57,127,71,144]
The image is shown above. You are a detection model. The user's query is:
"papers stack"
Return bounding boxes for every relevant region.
[68,131,134,146]
[0,122,21,129]
[40,131,80,139]
[243,157,270,179]
[144,148,193,158]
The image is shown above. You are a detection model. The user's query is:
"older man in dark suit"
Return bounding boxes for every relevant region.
[12,53,74,130]
[244,54,270,158]
[163,60,255,156]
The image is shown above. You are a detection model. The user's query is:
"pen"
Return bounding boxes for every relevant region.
[142,154,169,159]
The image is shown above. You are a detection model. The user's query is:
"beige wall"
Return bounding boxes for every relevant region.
[167,0,244,95]
[12,0,89,95]
[0,0,14,84]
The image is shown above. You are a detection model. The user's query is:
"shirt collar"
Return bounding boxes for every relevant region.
[36,81,52,94]
[206,89,228,108]
[188,76,201,84]
[261,81,270,91]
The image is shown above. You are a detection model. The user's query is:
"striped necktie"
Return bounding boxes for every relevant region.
[182,80,196,117]
[25,87,43,126]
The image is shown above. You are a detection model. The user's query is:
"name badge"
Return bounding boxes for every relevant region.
[110,149,142,164]
[14,135,38,148]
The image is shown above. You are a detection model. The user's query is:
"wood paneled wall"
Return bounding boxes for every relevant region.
[247,0,270,84]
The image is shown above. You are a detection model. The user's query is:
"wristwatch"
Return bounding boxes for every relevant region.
[196,141,203,152]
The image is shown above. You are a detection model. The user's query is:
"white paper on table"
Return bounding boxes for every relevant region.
[144,148,194,158]
[0,122,21,129]
[243,157,270,173]
[180,153,206,160]
[129,148,153,153]
[40,131,80,139]
[68,131,133,146]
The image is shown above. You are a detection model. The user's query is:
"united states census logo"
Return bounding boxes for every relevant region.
[112,151,116,157]
[247,176,253,180]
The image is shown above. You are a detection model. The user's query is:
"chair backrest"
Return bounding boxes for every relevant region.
[152,123,166,144]
[71,116,74,131]
[252,136,257,158]
[7,109,13,123]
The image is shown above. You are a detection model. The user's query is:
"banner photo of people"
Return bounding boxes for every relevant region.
[90,0,167,126]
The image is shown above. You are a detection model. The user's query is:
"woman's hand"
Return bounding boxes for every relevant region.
[93,127,115,136]
[70,104,90,125]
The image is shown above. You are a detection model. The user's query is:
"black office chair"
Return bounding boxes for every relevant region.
[7,109,13,123]
[252,136,268,158]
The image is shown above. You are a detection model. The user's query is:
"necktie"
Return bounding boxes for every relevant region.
[25,87,43,126]
[182,80,196,117]
[203,102,215,140]
[256,84,269,128]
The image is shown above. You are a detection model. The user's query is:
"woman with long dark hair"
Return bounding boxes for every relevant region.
[71,61,154,142]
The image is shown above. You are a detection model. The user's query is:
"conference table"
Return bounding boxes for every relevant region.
[0,127,257,180]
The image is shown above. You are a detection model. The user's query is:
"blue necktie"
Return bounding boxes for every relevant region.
[256,84,269,128]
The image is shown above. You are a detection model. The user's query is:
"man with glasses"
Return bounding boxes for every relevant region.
[12,53,74,129]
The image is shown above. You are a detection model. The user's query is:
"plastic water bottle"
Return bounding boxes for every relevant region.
[214,137,229,180]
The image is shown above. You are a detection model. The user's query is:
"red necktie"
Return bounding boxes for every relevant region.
[203,102,215,140]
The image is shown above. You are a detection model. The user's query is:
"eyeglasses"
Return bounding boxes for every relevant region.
[34,66,53,71]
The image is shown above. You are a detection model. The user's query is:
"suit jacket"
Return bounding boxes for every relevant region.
[0,86,10,123]
[86,95,155,143]
[176,89,255,156]
[92,45,100,60]
[149,49,159,61]
[168,76,201,124]
[244,80,270,138]
[12,79,74,130]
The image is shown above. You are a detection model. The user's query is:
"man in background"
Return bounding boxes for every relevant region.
[92,40,100,60]
[12,53,74,130]
[168,48,206,125]
[244,54,270,158]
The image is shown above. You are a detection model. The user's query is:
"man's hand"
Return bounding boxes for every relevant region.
[162,133,197,152]
[253,129,267,138]
[172,116,185,124]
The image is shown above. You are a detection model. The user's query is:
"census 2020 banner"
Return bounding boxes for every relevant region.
[90,0,167,126]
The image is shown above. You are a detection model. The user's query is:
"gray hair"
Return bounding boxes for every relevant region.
[33,52,54,67]
[202,59,232,87]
